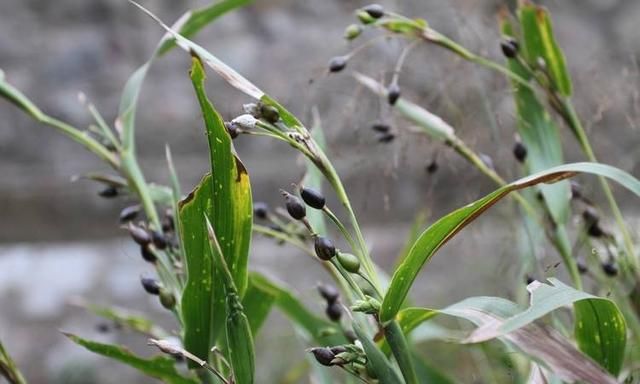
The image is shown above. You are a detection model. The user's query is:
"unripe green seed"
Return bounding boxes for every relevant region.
[337,252,360,273]
[314,236,336,260]
[260,104,280,124]
[344,24,362,40]
[300,186,325,209]
[356,10,376,24]
[159,289,176,309]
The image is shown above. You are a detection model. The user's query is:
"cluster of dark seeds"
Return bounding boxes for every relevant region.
[318,283,342,322]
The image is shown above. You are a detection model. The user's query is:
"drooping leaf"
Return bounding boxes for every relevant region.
[381,162,640,323]
[395,294,617,384]
[64,333,198,384]
[73,299,167,338]
[0,341,26,384]
[518,2,572,96]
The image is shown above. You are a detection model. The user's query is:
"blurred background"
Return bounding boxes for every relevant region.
[1,0,640,382]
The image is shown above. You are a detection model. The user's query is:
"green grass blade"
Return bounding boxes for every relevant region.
[352,319,403,384]
[0,341,26,384]
[380,162,640,323]
[158,0,254,55]
[518,3,572,96]
[74,300,168,338]
[242,275,277,336]
[63,333,198,384]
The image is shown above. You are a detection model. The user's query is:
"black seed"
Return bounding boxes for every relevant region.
[363,4,385,19]
[582,207,599,225]
[300,186,326,209]
[387,83,401,105]
[570,181,582,200]
[525,275,534,285]
[128,223,151,246]
[141,276,161,295]
[513,141,527,163]
[587,223,604,238]
[96,322,110,333]
[329,346,347,355]
[426,160,438,174]
[282,190,306,220]
[318,283,340,303]
[329,56,348,73]
[159,290,176,309]
[602,262,618,277]
[140,244,156,263]
[151,230,168,250]
[577,260,588,274]
[371,122,390,133]
[314,236,336,261]
[161,213,175,233]
[310,348,335,366]
[253,202,269,219]
[98,186,119,198]
[326,301,343,322]
[119,205,140,223]
[224,121,240,139]
[377,132,395,143]
[260,104,280,124]
[500,38,519,59]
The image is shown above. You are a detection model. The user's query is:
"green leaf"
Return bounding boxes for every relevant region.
[0,341,26,384]
[157,0,254,55]
[352,319,403,384]
[380,162,640,323]
[411,353,456,384]
[242,275,277,336]
[501,17,569,226]
[518,3,572,96]
[64,333,198,384]
[75,300,167,338]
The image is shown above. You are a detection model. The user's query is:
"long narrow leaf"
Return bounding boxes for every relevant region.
[0,341,26,384]
[64,333,198,384]
[381,162,640,323]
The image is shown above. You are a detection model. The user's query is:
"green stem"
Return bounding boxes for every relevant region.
[383,321,419,384]
[323,207,358,255]
[552,226,583,290]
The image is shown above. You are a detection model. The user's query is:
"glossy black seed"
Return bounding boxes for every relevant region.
[371,122,391,133]
[363,4,385,19]
[318,283,340,303]
[500,38,519,59]
[128,223,151,246]
[282,191,306,220]
[300,186,326,209]
[253,202,269,219]
[260,104,280,124]
[326,301,343,322]
[141,277,161,295]
[151,230,168,250]
[426,160,438,174]
[98,186,118,198]
[140,244,156,263]
[513,141,527,163]
[328,56,348,73]
[119,205,140,223]
[310,348,335,366]
[602,262,618,277]
[224,121,240,139]
[314,236,336,261]
[387,83,401,105]
[377,132,395,143]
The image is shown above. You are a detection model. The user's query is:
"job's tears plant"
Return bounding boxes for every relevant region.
[1,1,640,383]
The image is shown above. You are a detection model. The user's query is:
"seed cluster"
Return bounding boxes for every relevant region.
[318,283,342,322]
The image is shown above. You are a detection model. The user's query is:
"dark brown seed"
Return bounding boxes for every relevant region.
[224,121,240,139]
[387,83,401,105]
[363,4,385,19]
[140,244,156,263]
[326,301,343,322]
[128,223,151,246]
[500,38,519,59]
[282,190,306,220]
[119,205,140,223]
[141,276,161,295]
[253,202,269,219]
[151,230,168,250]
[371,122,390,133]
[318,283,340,303]
[377,132,395,143]
[314,236,336,261]
[310,348,335,366]
[513,141,527,163]
[300,186,325,209]
[426,160,438,174]
[328,56,348,73]
[602,262,618,277]
[260,104,280,124]
[98,186,119,198]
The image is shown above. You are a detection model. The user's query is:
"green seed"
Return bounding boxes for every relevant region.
[356,10,376,24]
[344,24,362,40]
[159,289,176,309]
[337,252,360,273]
[259,104,280,124]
